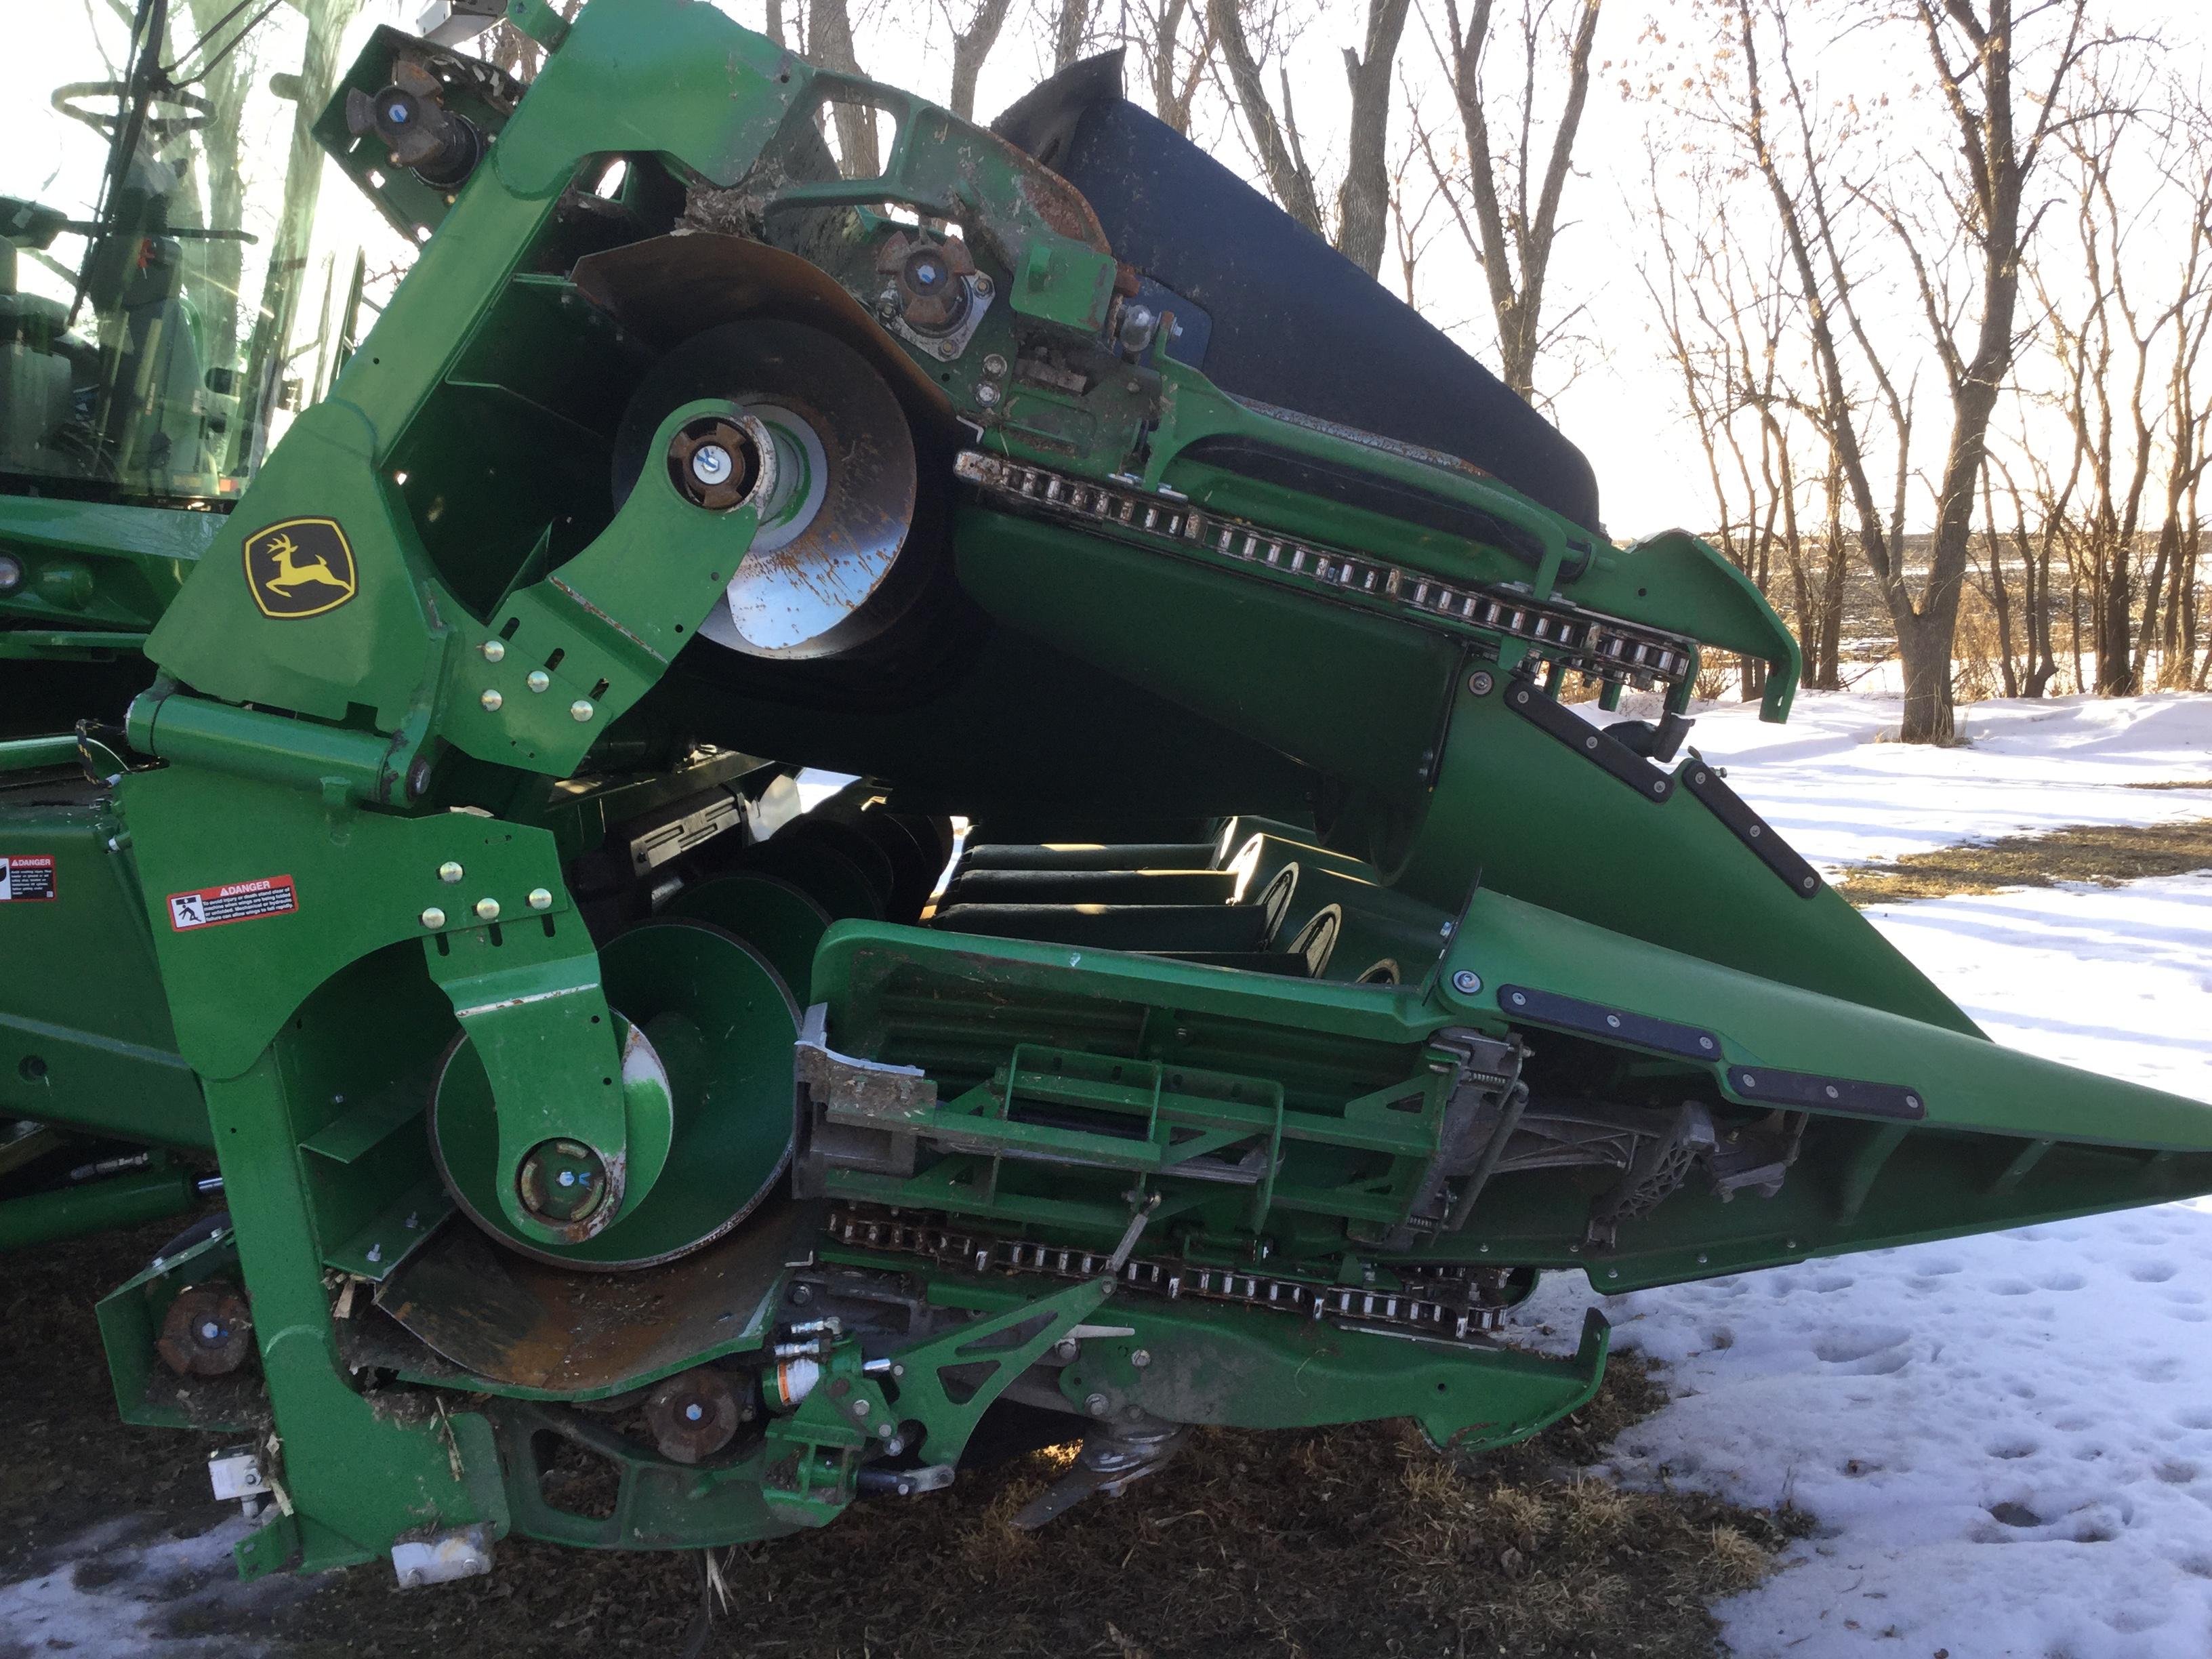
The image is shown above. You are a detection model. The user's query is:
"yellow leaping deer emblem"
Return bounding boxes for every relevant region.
[244,518,356,619]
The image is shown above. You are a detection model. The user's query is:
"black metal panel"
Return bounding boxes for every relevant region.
[1727,1065,1927,1122]
[1502,681,1673,802]
[1496,985,1721,1063]
[1678,757,1823,899]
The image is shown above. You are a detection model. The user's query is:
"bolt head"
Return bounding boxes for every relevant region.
[419,907,447,930]
[1130,1349,1151,1369]
[527,670,550,693]
[570,699,594,722]
[438,861,464,884]
[1085,1392,1111,1418]
[480,688,504,712]
[527,888,553,911]
[975,382,1000,407]
[1450,969,1483,996]
[689,443,733,486]
[982,352,1008,375]
[1468,670,1494,695]
[480,639,505,663]
[474,897,500,921]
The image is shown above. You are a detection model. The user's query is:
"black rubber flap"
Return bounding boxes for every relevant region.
[992,55,1605,537]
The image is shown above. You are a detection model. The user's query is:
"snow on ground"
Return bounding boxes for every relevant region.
[1520,689,2212,1659]
[0,1515,305,1658]
[1608,687,2212,872]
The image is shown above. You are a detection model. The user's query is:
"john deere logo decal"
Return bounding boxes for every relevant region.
[244,518,356,619]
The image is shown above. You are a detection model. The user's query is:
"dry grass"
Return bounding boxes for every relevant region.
[1838,817,2212,904]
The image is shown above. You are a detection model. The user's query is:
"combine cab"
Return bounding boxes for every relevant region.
[3,0,2207,1582]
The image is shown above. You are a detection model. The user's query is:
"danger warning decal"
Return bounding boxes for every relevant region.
[167,875,299,932]
[0,856,57,901]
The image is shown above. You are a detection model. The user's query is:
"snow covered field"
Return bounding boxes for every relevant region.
[1521,688,2212,1659]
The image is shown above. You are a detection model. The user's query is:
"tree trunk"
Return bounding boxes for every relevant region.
[808,0,877,176]
[1333,0,1414,278]
[947,0,1017,121]
[1208,0,1325,238]
[1053,0,1092,68]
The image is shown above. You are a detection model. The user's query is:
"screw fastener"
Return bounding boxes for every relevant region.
[1468,670,1494,695]
[1130,1349,1152,1369]
[1085,1393,1111,1418]
[419,907,447,930]
[1450,969,1483,996]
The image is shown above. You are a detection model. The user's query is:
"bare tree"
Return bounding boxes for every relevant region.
[1109,0,1215,136]
[1734,0,2097,743]
[1208,0,1325,234]
[1208,0,1414,277]
[1052,0,1093,68]
[1417,0,1601,399]
[945,0,1019,120]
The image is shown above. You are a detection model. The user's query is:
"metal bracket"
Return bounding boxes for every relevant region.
[1679,753,1823,897]
[1502,677,1673,802]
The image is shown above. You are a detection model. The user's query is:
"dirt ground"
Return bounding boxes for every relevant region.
[1837,815,2212,904]
[1,1219,1801,1659]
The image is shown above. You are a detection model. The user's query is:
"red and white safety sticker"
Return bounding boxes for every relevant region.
[0,855,57,901]
[167,874,299,931]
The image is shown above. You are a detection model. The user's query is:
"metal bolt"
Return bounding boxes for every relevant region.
[420,907,447,930]
[975,382,1000,407]
[972,272,993,296]
[527,670,550,693]
[570,699,594,722]
[689,444,733,486]
[851,1399,870,1418]
[1605,1013,1621,1027]
[1741,1074,1757,1088]
[1905,1094,1921,1109]
[527,888,553,911]
[878,1423,896,1438]
[438,861,464,884]
[982,352,1008,375]
[474,897,500,922]
[1084,1393,1111,1418]
[1450,969,1483,996]
[936,340,958,359]
[684,1403,703,1422]
[1698,1036,1715,1050]
[1606,1269,1618,1280]
[480,639,506,663]
[1130,1349,1151,1369]
[1696,1252,1708,1265]
[480,689,504,712]
[1468,670,1494,695]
